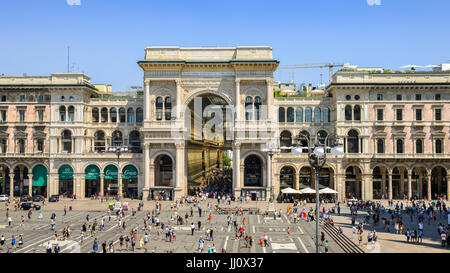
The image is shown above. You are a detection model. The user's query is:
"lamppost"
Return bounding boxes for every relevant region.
[108,145,128,198]
[261,147,281,204]
[292,132,343,253]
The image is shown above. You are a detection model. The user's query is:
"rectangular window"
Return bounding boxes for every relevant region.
[19,110,26,122]
[435,109,441,121]
[0,139,6,153]
[18,139,25,153]
[37,139,44,152]
[415,109,422,121]
[37,110,44,122]
[19,95,25,102]
[415,94,421,100]
[435,94,441,100]
[376,109,383,121]
[0,110,6,122]
[396,109,403,121]
[396,94,402,101]
[377,94,383,101]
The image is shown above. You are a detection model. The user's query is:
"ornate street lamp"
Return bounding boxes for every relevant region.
[292,132,343,253]
[108,145,128,198]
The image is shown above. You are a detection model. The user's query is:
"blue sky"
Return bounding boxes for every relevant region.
[0,0,449,90]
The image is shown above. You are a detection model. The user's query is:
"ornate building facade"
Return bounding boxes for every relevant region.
[0,46,448,201]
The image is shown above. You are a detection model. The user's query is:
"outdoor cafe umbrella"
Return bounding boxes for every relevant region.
[299,187,316,194]
[319,187,338,194]
[281,187,301,194]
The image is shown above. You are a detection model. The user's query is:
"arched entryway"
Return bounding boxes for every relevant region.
[31,165,47,197]
[431,166,447,199]
[392,166,408,199]
[242,154,265,201]
[13,165,29,197]
[153,154,174,201]
[345,166,362,199]
[104,165,119,195]
[59,165,74,197]
[122,165,138,198]
[372,166,388,199]
[299,166,313,188]
[319,167,334,188]
[0,165,10,195]
[85,165,100,197]
[411,166,427,199]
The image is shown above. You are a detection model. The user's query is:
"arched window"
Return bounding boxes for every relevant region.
[287,107,294,122]
[347,129,359,153]
[298,130,310,147]
[68,106,75,121]
[396,139,404,154]
[92,108,99,123]
[254,96,261,120]
[317,130,328,145]
[101,107,108,123]
[59,106,66,122]
[280,131,292,151]
[377,139,384,153]
[119,107,126,123]
[129,131,141,153]
[278,107,285,123]
[94,131,105,153]
[245,96,253,121]
[112,131,123,147]
[61,130,72,153]
[323,107,330,122]
[156,97,163,121]
[416,139,423,154]
[314,107,321,123]
[354,105,361,121]
[295,107,303,122]
[305,107,312,122]
[60,96,65,102]
[127,108,134,123]
[345,105,352,121]
[69,96,74,102]
[136,107,143,123]
[435,139,442,154]
[110,107,117,123]
[164,97,172,120]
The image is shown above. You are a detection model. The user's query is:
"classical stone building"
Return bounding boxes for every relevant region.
[0,47,448,201]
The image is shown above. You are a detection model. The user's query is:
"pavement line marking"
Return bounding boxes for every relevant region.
[262,246,266,253]
[297,226,304,234]
[257,215,260,224]
[297,237,309,253]
[290,237,293,242]
[223,236,229,250]
[221,226,223,232]
[252,225,256,233]
[283,214,290,223]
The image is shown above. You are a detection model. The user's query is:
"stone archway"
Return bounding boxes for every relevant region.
[345,166,362,199]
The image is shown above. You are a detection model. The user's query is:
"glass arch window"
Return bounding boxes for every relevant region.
[68,106,75,121]
[278,107,285,123]
[345,105,352,121]
[129,131,141,153]
[396,139,404,154]
[110,107,117,123]
[119,107,126,123]
[59,106,66,122]
[92,108,99,123]
[416,139,423,154]
[435,139,442,154]
[354,105,361,121]
[254,96,261,120]
[156,97,163,121]
[377,139,384,153]
[61,130,72,153]
[287,107,294,122]
[245,96,253,121]
[317,130,328,145]
[101,108,108,123]
[314,107,321,123]
[295,107,303,123]
[136,107,143,123]
[322,107,330,122]
[280,130,292,151]
[305,107,312,122]
[347,129,359,153]
[164,97,171,120]
[94,131,106,153]
[112,131,123,147]
[127,108,134,123]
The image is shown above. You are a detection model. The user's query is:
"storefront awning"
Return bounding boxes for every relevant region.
[104,165,118,180]
[33,165,47,186]
[122,165,138,179]
[59,164,73,180]
[85,165,100,180]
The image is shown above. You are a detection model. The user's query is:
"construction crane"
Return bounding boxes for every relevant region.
[278,62,345,84]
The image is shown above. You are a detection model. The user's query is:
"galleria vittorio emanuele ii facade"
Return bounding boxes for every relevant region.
[0,46,448,202]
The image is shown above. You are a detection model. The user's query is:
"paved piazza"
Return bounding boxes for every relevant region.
[0,199,448,253]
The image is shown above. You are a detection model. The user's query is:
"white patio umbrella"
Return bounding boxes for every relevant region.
[281,187,301,194]
[319,187,338,194]
[299,187,316,194]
